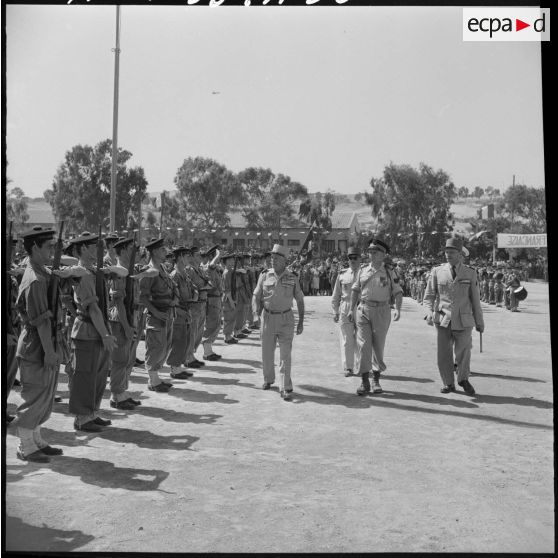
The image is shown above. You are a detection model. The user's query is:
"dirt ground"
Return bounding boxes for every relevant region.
[4,282,554,553]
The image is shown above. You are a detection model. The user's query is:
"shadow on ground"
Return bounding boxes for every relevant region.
[292,384,552,430]
[470,371,546,383]
[5,516,95,552]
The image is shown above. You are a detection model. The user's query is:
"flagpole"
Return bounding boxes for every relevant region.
[109,6,121,232]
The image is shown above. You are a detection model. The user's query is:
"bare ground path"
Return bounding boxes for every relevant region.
[4,282,554,552]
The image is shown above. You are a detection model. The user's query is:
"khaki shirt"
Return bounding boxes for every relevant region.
[108,275,126,323]
[352,263,402,303]
[139,265,176,310]
[253,268,304,313]
[423,262,484,330]
[71,265,102,340]
[16,262,52,361]
[202,263,223,297]
[331,266,357,315]
[185,265,209,302]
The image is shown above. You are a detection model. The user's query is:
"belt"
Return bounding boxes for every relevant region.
[362,300,389,307]
[191,300,206,304]
[207,294,221,298]
[264,308,291,315]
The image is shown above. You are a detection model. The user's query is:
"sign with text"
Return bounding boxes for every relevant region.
[463,7,550,41]
[497,233,547,249]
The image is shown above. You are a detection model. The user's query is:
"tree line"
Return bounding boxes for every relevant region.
[5,139,547,263]
[38,139,337,241]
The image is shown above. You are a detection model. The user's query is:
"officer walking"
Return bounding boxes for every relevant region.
[349,238,403,395]
[252,244,304,401]
[423,236,484,395]
[331,246,361,377]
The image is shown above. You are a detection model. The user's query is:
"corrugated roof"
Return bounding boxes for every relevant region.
[26,201,55,224]
[330,212,356,229]
[227,211,308,229]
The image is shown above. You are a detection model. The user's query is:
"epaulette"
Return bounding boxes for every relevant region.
[465,265,476,271]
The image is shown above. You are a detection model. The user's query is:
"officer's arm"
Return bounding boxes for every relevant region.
[422,269,437,311]
[294,281,304,332]
[421,269,438,325]
[470,272,485,332]
[349,270,361,314]
[252,273,264,316]
[331,275,342,315]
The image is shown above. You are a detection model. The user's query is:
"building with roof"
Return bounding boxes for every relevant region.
[25,200,56,229]
[219,211,360,254]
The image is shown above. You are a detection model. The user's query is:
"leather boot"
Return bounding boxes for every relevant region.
[372,371,383,393]
[357,372,371,395]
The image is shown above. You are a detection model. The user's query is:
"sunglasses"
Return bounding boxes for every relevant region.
[348,256,359,260]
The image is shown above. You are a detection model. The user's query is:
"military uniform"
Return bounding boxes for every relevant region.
[201,247,224,358]
[107,237,138,408]
[352,262,402,379]
[221,258,237,342]
[184,262,208,364]
[69,258,111,429]
[13,247,61,460]
[234,266,251,336]
[331,265,360,375]
[167,255,195,371]
[139,259,177,385]
[252,246,304,397]
[423,259,484,389]
[6,265,21,395]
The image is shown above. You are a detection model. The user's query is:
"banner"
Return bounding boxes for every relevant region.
[497,233,547,248]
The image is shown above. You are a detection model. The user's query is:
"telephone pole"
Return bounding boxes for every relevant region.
[109,6,121,232]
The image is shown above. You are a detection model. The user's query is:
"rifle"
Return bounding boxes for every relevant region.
[49,221,65,351]
[124,233,137,327]
[6,221,14,334]
[96,225,109,327]
[231,254,237,301]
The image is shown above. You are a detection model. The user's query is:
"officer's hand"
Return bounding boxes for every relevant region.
[44,350,59,368]
[333,313,339,323]
[102,334,118,353]
[155,310,168,321]
[476,325,484,333]
[124,326,135,340]
[425,312,434,326]
[348,313,354,323]
[393,308,401,322]
[296,321,304,335]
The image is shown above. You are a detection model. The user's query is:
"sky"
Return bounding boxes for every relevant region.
[5,4,546,199]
